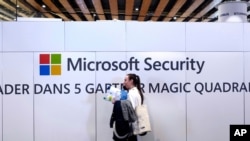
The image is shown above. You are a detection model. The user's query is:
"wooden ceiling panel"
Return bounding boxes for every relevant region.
[10,0,32,14]
[43,0,70,21]
[0,14,12,21]
[151,0,170,21]
[0,1,27,17]
[59,0,81,21]
[92,0,106,20]
[125,0,134,20]
[0,0,249,22]
[75,0,94,21]
[176,0,204,22]
[0,7,15,19]
[109,0,118,20]
[164,0,187,21]
[25,0,54,18]
[138,0,151,21]
[189,0,222,22]
[203,12,218,22]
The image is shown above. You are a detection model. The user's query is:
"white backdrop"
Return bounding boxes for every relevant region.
[0,21,249,141]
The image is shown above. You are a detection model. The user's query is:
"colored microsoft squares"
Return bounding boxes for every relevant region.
[40,54,50,64]
[39,54,62,76]
[51,65,61,75]
[40,65,50,75]
[51,54,61,64]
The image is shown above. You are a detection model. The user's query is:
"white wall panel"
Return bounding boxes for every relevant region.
[244,52,250,124]
[186,23,244,51]
[126,52,186,141]
[34,52,95,141]
[0,21,249,141]
[2,22,64,51]
[0,22,2,51]
[186,52,244,141]
[95,52,126,141]
[244,23,250,51]
[0,53,2,141]
[65,21,126,51]
[126,22,185,51]
[2,53,33,141]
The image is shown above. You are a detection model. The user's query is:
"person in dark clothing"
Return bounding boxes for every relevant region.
[110,100,135,141]
[110,73,144,141]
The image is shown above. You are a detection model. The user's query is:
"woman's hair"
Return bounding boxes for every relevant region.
[127,73,144,104]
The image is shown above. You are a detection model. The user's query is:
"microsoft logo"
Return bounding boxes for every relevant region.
[39,54,61,76]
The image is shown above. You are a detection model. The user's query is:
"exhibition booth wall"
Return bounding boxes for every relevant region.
[0,21,249,141]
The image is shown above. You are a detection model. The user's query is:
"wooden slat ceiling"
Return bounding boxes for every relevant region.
[0,0,28,17]
[0,0,249,22]
[109,0,118,20]
[164,0,187,21]
[151,0,169,21]
[25,0,54,18]
[176,0,204,22]
[92,0,106,20]
[59,0,81,21]
[189,0,222,22]
[43,0,70,20]
[137,0,151,21]
[203,11,218,22]
[125,0,134,20]
[75,0,94,21]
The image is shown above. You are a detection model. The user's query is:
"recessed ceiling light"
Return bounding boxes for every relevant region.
[16,5,19,8]
[42,5,46,8]
[173,17,177,20]
[135,8,139,11]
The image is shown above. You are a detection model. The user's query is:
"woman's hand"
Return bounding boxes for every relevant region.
[112,98,116,104]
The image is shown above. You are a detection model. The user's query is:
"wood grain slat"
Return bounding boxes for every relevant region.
[43,0,70,21]
[151,0,169,21]
[109,0,118,20]
[138,0,151,21]
[164,0,187,21]
[176,0,204,22]
[18,0,36,10]
[189,0,222,22]
[92,0,106,20]
[59,0,81,21]
[0,5,15,19]
[0,1,27,17]
[125,0,134,20]
[0,0,226,22]
[75,0,94,21]
[10,0,32,14]
[0,7,15,19]
[26,0,54,18]
[0,14,12,21]
[203,11,218,22]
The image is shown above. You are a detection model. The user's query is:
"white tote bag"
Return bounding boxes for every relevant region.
[133,104,151,135]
